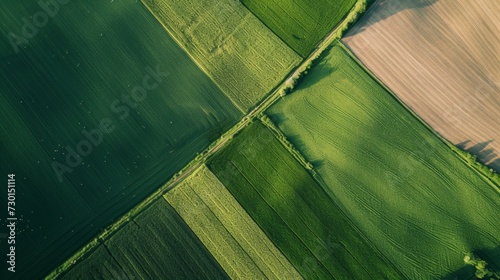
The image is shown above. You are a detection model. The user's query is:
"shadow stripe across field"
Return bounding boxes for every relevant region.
[141,0,301,112]
[165,166,302,280]
[267,44,500,279]
[60,199,229,279]
[0,0,241,278]
[209,121,401,279]
[343,0,500,172]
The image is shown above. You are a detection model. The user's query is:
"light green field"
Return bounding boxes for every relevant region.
[165,166,302,280]
[141,0,301,112]
[241,0,357,57]
[0,0,240,278]
[60,199,228,279]
[210,121,401,279]
[268,44,500,279]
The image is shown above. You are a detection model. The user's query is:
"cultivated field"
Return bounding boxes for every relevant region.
[61,199,228,279]
[242,0,356,57]
[210,121,401,279]
[268,44,500,279]
[165,166,302,280]
[0,0,240,278]
[142,0,301,112]
[343,0,500,171]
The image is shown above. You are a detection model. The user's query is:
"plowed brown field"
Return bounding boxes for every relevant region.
[343,0,500,171]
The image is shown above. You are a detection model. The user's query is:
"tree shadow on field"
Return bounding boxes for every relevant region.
[297,64,336,91]
[287,134,307,151]
[268,113,323,169]
[441,266,475,280]
[441,247,500,280]
[489,158,500,173]
[457,140,499,172]
[289,42,338,92]
[269,112,288,127]
[311,159,325,169]
[345,0,439,37]
[477,247,500,272]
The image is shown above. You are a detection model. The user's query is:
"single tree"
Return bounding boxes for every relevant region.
[464,252,500,279]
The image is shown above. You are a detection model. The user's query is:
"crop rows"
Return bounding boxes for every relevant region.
[209,121,400,279]
[0,0,241,278]
[142,0,301,112]
[343,0,500,172]
[242,0,356,56]
[61,199,228,279]
[165,166,302,280]
[268,44,500,279]
[60,246,126,280]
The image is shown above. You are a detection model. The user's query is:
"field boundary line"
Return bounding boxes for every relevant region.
[241,0,359,58]
[259,115,315,173]
[239,1,305,58]
[139,0,247,113]
[246,131,377,279]
[45,2,369,278]
[339,42,500,194]
[259,117,408,279]
[223,159,338,279]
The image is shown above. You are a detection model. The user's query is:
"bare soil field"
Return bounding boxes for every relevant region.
[343,0,500,171]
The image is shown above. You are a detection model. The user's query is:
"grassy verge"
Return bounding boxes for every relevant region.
[241,0,357,57]
[58,199,228,279]
[340,42,500,193]
[268,43,500,279]
[47,2,371,278]
[209,121,402,279]
[260,114,314,173]
[165,166,302,279]
[281,0,367,94]
[141,0,301,112]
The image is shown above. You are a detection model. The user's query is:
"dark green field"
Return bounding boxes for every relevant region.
[268,44,500,279]
[164,166,302,279]
[209,121,400,279]
[242,0,357,57]
[0,0,240,278]
[61,199,228,279]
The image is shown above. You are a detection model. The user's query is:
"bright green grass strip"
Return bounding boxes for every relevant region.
[242,0,356,57]
[61,199,228,279]
[59,245,127,280]
[142,0,301,112]
[0,0,241,278]
[210,121,401,279]
[165,166,302,280]
[267,44,500,279]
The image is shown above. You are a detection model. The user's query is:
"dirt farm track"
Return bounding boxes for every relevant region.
[343,0,500,171]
